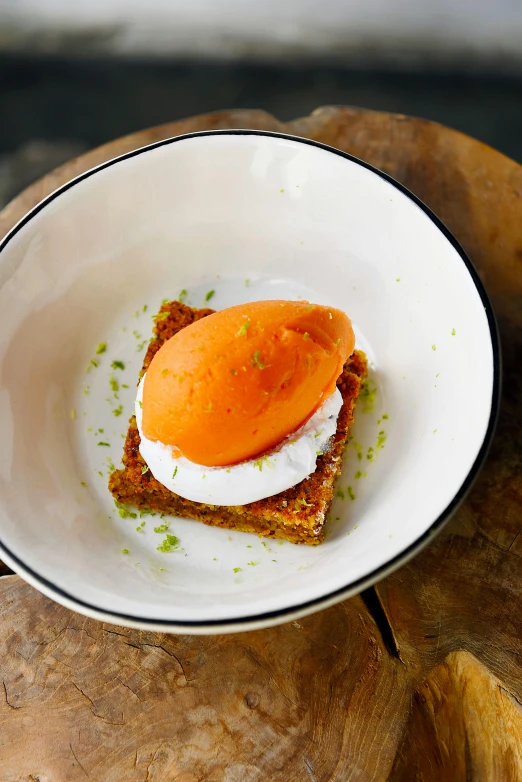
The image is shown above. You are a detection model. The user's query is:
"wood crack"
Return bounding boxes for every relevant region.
[142,643,190,682]
[2,680,19,709]
[72,681,124,725]
[303,756,317,782]
[70,742,89,777]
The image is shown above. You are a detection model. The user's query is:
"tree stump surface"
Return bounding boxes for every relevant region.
[0,107,520,782]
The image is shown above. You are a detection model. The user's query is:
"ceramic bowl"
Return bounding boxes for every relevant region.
[0,131,500,633]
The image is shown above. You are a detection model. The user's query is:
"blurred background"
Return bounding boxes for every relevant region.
[1,0,522,208]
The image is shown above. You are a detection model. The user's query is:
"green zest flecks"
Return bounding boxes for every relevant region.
[251,351,266,369]
[233,567,242,573]
[111,360,125,370]
[97,441,110,447]
[172,466,178,480]
[122,548,130,555]
[141,465,149,474]
[451,328,456,336]
[95,343,107,355]
[178,289,188,304]
[237,320,250,337]
[154,522,170,534]
[114,501,137,519]
[205,290,215,301]
[253,456,273,472]
[157,534,180,553]
[347,486,356,501]
[360,378,378,413]
[432,344,437,351]
[112,405,123,417]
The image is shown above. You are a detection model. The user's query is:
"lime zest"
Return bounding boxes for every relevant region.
[251,350,266,369]
[157,533,180,553]
[114,501,136,519]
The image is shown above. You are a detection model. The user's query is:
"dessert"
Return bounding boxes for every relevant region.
[109,299,368,545]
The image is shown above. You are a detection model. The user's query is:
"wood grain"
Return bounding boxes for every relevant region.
[0,107,521,780]
[390,651,522,782]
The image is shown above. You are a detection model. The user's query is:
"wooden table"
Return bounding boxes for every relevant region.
[1,108,521,782]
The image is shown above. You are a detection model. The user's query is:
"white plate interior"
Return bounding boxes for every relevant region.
[0,133,495,627]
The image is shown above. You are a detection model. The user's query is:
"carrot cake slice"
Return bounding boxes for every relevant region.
[109,300,367,545]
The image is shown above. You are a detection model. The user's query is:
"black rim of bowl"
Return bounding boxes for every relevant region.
[0,129,502,630]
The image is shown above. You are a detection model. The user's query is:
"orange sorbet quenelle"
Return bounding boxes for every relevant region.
[142,300,355,467]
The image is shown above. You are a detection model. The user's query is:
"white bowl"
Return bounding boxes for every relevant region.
[0,131,500,634]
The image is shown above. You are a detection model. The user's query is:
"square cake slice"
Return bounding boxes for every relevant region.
[109,300,368,545]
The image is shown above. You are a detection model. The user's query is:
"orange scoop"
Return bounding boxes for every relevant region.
[142,300,354,467]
